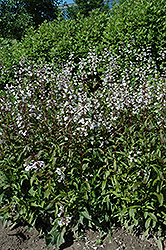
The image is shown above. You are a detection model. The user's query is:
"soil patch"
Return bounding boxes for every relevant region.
[0,218,162,250]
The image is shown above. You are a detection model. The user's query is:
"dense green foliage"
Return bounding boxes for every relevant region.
[104,0,166,74]
[0,0,62,40]
[0,0,165,90]
[0,10,109,90]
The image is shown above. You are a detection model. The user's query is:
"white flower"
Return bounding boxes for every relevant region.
[65,216,71,225]
[79,118,85,124]
[24,160,45,171]
[57,216,71,227]
[58,175,65,183]
[56,168,62,175]
[57,219,63,226]
[57,212,63,217]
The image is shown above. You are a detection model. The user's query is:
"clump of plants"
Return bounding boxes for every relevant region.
[0,45,165,249]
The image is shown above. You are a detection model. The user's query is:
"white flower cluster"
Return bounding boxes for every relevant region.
[56,167,65,183]
[24,160,45,171]
[57,216,72,227]
[128,150,142,163]
[0,46,165,145]
[57,206,71,227]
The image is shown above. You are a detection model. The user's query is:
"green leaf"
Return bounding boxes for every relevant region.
[161,211,166,219]
[51,227,66,250]
[105,170,111,179]
[149,213,157,222]
[146,205,155,210]
[152,166,163,179]
[85,181,91,191]
[153,177,160,186]
[113,159,117,171]
[132,182,141,191]
[29,187,36,197]
[153,193,164,206]
[0,193,4,204]
[29,212,36,225]
[82,163,89,170]
[80,208,91,220]
[152,219,156,228]
[144,211,148,219]
[1,216,8,227]
[129,208,135,218]
[105,213,109,222]
[31,202,40,207]
[73,182,79,191]
[145,217,151,229]
[157,238,163,250]
[13,196,20,203]
[44,189,50,199]
[30,174,37,186]
[102,180,107,191]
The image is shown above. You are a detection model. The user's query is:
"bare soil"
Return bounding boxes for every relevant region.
[0,218,163,250]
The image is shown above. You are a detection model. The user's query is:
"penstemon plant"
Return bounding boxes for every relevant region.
[0,45,165,249]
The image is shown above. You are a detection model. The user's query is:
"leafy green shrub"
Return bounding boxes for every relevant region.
[0,46,165,249]
[19,0,166,71]
[20,10,109,64]
[0,0,165,91]
[104,0,166,74]
[0,38,23,90]
[0,9,109,90]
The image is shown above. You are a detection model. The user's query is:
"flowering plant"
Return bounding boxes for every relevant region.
[0,46,165,249]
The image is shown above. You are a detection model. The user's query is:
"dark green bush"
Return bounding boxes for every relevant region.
[0,0,34,41]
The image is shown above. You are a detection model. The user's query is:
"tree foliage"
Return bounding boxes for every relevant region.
[0,0,62,40]
[63,0,110,19]
[21,0,63,26]
[0,0,33,40]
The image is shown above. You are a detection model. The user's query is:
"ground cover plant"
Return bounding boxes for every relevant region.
[0,45,166,249]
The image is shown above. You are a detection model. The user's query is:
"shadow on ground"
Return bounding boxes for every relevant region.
[0,218,162,250]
